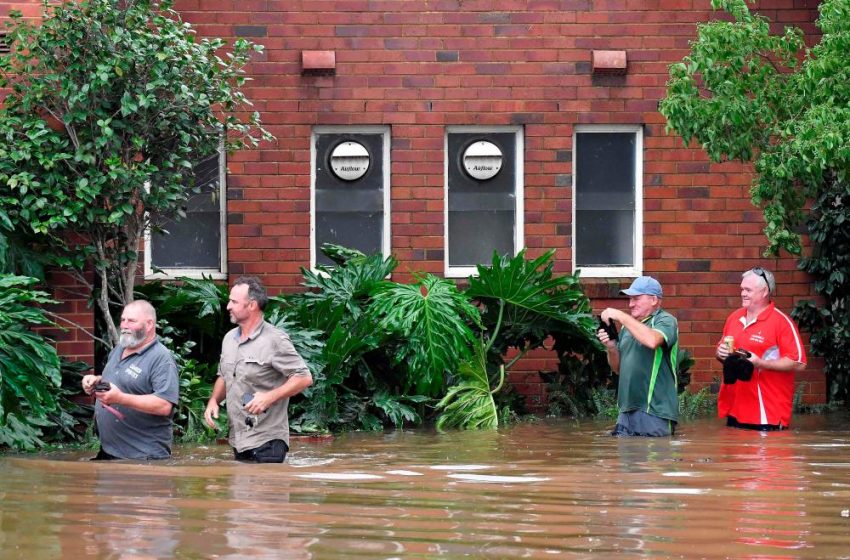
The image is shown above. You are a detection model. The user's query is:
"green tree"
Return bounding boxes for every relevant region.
[0,275,74,450]
[659,0,850,401]
[0,0,271,346]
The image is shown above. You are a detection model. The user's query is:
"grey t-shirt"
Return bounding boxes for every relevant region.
[95,338,179,459]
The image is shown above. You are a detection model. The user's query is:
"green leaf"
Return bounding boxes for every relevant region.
[435,342,503,431]
[370,274,481,397]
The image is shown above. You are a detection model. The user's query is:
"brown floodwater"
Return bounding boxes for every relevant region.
[2,414,850,559]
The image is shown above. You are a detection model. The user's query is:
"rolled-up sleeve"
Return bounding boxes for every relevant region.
[271,330,311,378]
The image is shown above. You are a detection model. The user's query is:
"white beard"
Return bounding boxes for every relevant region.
[119,329,146,348]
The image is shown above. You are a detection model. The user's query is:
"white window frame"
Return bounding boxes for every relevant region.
[310,125,392,271]
[444,125,525,278]
[144,147,228,280]
[572,124,643,278]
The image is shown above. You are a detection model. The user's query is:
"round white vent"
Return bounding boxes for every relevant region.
[330,141,370,181]
[462,140,503,181]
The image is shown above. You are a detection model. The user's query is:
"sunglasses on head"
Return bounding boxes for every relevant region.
[751,267,772,292]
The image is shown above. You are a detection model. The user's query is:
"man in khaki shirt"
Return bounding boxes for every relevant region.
[204,276,312,462]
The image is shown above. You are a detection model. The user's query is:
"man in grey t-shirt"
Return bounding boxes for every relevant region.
[82,300,179,460]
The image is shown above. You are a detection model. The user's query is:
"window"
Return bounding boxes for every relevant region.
[573,126,643,277]
[445,126,524,277]
[144,150,227,279]
[311,126,391,268]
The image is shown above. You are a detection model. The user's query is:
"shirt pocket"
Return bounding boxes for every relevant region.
[242,355,279,387]
[220,359,238,378]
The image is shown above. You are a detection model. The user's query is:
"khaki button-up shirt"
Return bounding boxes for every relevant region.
[218,321,310,451]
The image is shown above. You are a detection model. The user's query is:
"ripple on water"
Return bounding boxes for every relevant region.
[295,472,384,481]
[429,464,491,471]
[446,474,550,484]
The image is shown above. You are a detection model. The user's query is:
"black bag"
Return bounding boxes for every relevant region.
[723,352,754,384]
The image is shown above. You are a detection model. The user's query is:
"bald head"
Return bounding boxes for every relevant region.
[125,299,157,322]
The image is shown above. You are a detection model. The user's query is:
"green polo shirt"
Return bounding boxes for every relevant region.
[616,308,679,422]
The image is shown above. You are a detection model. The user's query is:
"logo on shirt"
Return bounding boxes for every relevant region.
[124,364,142,379]
[750,332,765,345]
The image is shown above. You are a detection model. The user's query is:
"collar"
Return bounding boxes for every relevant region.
[640,308,663,324]
[739,302,775,328]
[120,336,159,358]
[234,320,266,342]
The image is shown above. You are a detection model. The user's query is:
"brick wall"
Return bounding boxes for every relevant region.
[3,0,826,410]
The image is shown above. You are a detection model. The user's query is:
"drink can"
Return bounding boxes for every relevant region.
[723,335,735,353]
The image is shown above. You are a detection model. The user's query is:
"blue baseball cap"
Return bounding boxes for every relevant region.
[620,276,663,298]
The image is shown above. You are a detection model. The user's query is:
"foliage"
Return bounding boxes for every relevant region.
[136,275,230,364]
[435,343,504,431]
[157,321,219,442]
[6,243,605,442]
[0,275,70,450]
[435,249,602,430]
[0,219,48,280]
[371,274,481,396]
[0,0,272,347]
[660,0,850,401]
[676,349,696,393]
[466,249,595,356]
[792,178,850,403]
[678,387,717,420]
[659,0,807,255]
[588,387,619,419]
[285,247,401,432]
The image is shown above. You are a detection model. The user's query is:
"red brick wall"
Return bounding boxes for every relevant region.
[3,0,826,409]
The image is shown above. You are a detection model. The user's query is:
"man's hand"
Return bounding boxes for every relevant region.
[715,341,731,361]
[82,374,101,395]
[204,400,220,430]
[95,382,123,406]
[243,391,273,415]
[596,325,616,348]
[597,308,625,348]
[600,307,625,326]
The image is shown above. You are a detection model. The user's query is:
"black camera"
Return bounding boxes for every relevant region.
[597,315,618,341]
[94,381,111,392]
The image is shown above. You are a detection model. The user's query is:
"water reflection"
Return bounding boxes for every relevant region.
[75,467,179,558]
[1,415,849,558]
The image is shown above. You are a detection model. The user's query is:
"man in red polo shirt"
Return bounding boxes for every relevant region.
[716,267,807,430]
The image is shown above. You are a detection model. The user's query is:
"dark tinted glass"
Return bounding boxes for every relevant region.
[314,133,384,265]
[447,132,516,267]
[150,153,222,270]
[575,132,636,267]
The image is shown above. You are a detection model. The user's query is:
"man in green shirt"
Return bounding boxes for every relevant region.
[597,276,679,437]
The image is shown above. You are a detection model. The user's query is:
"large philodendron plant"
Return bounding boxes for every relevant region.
[435,249,599,430]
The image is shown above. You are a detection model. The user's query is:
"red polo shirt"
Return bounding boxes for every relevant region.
[717,302,807,427]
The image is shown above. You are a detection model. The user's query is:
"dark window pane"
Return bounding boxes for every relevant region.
[315,211,383,266]
[575,132,637,267]
[447,132,517,268]
[151,210,220,269]
[314,133,385,262]
[575,209,634,266]
[448,210,514,266]
[150,153,222,270]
